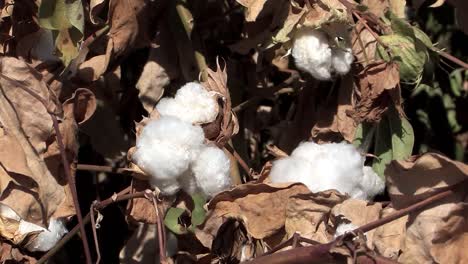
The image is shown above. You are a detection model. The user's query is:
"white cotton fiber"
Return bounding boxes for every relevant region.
[292,26,354,80]
[332,48,354,74]
[192,146,232,198]
[334,222,358,238]
[156,82,218,124]
[292,29,333,80]
[133,116,205,183]
[269,142,384,200]
[20,218,68,252]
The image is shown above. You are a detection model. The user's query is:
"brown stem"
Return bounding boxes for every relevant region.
[90,203,101,264]
[435,49,468,69]
[224,144,252,177]
[0,73,92,264]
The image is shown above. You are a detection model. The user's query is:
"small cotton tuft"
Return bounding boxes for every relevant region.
[20,218,68,252]
[334,222,358,238]
[156,82,218,124]
[133,116,205,183]
[192,146,232,198]
[269,142,384,200]
[292,27,354,80]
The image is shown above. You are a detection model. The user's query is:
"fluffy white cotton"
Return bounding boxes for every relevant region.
[269,142,384,200]
[292,29,333,80]
[332,48,354,74]
[156,82,218,124]
[20,218,68,252]
[133,116,205,182]
[334,222,358,238]
[292,26,354,80]
[192,146,232,198]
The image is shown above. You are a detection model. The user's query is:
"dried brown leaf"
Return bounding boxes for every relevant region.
[136,25,179,113]
[351,61,402,123]
[373,206,408,260]
[207,182,310,239]
[285,190,347,243]
[237,0,269,22]
[386,153,468,263]
[312,74,356,143]
[331,199,382,248]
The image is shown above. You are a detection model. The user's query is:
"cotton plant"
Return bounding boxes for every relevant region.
[132,82,232,198]
[291,22,354,80]
[269,141,385,201]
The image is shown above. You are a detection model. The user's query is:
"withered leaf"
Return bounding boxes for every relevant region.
[0,57,72,228]
[373,206,408,260]
[386,153,468,263]
[351,61,402,123]
[312,74,356,143]
[237,0,269,22]
[208,182,310,239]
[285,190,347,243]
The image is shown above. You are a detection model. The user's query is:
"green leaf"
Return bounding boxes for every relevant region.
[38,0,84,66]
[372,107,414,178]
[378,34,428,83]
[164,208,187,235]
[190,193,207,229]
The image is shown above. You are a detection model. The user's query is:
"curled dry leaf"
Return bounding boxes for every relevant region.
[207,182,310,239]
[373,206,408,260]
[0,57,96,246]
[236,0,270,22]
[201,61,239,146]
[331,199,382,248]
[351,61,402,123]
[136,25,179,113]
[386,153,468,263]
[285,190,347,243]
[312,74,356,143]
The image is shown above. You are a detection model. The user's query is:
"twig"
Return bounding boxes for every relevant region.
[224,144,252,177]
[90,202,101,264]
[0,73,92,264]
[147,191,167,262]
[77,164,134,175]
[435,49,468,69]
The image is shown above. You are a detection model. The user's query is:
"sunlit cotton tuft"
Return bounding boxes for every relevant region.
[133,116,205,183]
[19,218,68,252]
[156,82,219,124]
[292,27,354,80]
[269,142,384,200]
[192,146,232,198]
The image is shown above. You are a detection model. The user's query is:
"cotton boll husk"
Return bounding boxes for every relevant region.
[292,28,333,80]
[20,218,68,252]
[192,146,231,198]
[332,48,353,74]
[269,157,313,185]
[133,116,205,181]
[334,222,358,238]
[156,82,218,124]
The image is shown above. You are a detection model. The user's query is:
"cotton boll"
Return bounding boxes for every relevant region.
[332,48,353,74]
[156,82,218,124]
[292,28,333,80]
[270,141,383,200]
[178,171,200,195]
[133,116,205,181]
[152,178,181,195]
[334,222,358,238]
[359,166,385,199]
[21,218,68,252]
[192,146,231,198]
[269,157,313,184]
